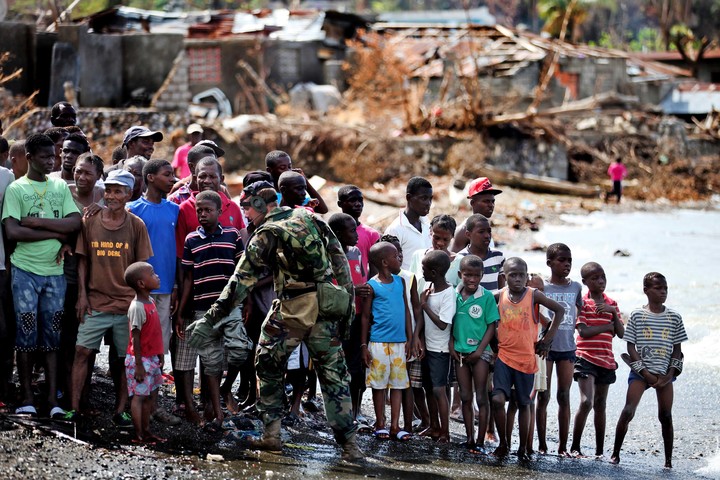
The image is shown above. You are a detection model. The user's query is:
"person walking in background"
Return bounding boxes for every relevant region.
[605,158,627,204]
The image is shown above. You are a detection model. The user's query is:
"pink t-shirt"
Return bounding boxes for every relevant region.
[356,222,380,275]
[172,143,192,178]
[607,162,627,182]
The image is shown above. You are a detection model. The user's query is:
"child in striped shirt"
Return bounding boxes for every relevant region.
[570,262,624,458]
[611,272,687,469]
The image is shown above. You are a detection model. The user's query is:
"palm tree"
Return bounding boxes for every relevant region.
[538,0,589,43]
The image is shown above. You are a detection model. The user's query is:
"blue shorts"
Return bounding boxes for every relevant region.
[547,350,577,363]
[628,370,676,389]
[422,351,451,388]
[11,266,66,352]
[492,358,534,406]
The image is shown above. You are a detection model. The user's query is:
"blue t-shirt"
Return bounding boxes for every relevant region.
[543,279,583,352]
[127,197,180,294]
[368,275,407,343]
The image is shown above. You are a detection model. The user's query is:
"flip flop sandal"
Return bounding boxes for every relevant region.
[15,405,37,416]
[394,430,412,442]
[0,402,10,413]
[50,406,67,419]
[373,428,390,440]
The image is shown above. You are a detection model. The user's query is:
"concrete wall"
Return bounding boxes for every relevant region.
[121,33,184,100]
[559,56,628,100]
[77,28,122,107]
[0,22,35,96]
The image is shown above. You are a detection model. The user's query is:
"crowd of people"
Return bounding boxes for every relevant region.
[0,104,687,467]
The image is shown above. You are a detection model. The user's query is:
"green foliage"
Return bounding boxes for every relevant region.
[371,0,401,12]
[628,27,664,52]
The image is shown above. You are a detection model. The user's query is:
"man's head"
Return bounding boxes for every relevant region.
[50,101,77,127]
[123,155,146,200]
[143,159,174,195]
[278,170,307,208]
[195,190,222,232]
[187,145,217,180]
[122,126,163,160]
[196,139,224,158]
[195,157,223,194]
[44,126,70,171]
[265,150,292,186]
[9,140,27,178]
[61,133,90,173]
[467,177,501,218]
[111,145,127,165]
[0,136,8,167]
[187,123,204,146]
[406,176,433,217]
[25,133,56,177]
[103,169,134,211]
[337,185,364,220]
[328,213,358,249]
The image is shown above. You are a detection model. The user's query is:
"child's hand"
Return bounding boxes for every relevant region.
[535,339,551,358]
[420,289,431,307]
[135,361,146,383]
[414,337,425,360]
[175,317,186,339]
[652,373,672,389]
[159,355,165,370]
[405,340,413,360]
[450,345,460,363]
[361,345,372,368]
[595,303,614,314]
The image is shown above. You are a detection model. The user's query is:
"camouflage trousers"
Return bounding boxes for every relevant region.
[255,295,356,444]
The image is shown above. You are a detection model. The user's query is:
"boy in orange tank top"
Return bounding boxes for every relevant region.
[491,257,565,460]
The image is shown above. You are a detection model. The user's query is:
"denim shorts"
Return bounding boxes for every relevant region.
[547,350,577,363]
[11,266,66,352]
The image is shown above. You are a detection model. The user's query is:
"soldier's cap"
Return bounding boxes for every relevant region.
[467,177,502,198]
[123,126,163,146]
[196,139,225,158]
[104,169,135,190]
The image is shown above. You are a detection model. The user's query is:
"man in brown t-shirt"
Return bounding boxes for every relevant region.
[67,170,153,424]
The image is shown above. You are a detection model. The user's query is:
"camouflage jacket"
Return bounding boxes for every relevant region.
[202,206,354,326]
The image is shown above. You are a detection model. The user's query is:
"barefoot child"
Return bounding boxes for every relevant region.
[420,250,456,443]
[361,242,413,441]
[611,272,687,468]
[450,255,499,453]
[536,243,583,456]
[382,234,427,434]
[124,262,165,443]
[570,262,624,457]
[177,190,244,427]
[492,257,565,460]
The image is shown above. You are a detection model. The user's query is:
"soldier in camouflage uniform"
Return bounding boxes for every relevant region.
[187,182,362,460]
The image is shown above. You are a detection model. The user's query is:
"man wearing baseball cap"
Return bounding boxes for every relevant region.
[172,124,204,178]
[123,126,163,161]
[68,169,153,425]
[450,177,502,253]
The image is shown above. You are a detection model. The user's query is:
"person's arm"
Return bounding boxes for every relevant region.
[360,288,374,368]
[4,217,65,242]
[534,289,565,350]
[400,277,413,359]
[132,328,146,382]
[628,342,658,385]
[19,212,82,234]
[576,318,615,338]
[420,288,448,331]
[176,269,193,339]
[76,254,91,323]
[409,276,424,358]
[450,224,468,253]
[294,168,328,214]
[653,343,682,389]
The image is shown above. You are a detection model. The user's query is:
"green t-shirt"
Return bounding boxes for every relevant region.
[1,176,80,276]
[453,285,500,354]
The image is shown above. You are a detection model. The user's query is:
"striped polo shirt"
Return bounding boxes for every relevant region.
[576,292,620,370]
[182,224,244,311]
[624,307,688,376]
[452,246,505,292]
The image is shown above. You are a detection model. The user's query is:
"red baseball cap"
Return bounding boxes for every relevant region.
[467,177,502,198]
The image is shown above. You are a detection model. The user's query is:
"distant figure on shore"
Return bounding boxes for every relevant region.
[605,158,627,204]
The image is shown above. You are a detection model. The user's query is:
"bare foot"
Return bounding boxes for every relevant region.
[224,393,239,414]
[517,451,533,462]
[144,431,167,443]
[664,460,672,469]
[558,450,573,458]
[419,427,440,440]
[610,454,620,464]
[436,435,450,444]
[538,443,548,455]
[485,432,498,443]
[186,409,203,425]
[493,445,509,458]
[570,450,585,458]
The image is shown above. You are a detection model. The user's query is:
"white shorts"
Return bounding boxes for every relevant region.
[365,342,409,390]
